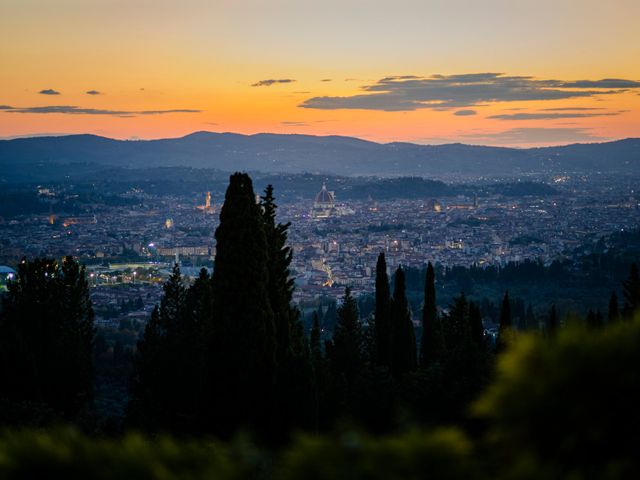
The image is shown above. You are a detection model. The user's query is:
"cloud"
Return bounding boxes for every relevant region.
[281,121,308,126]
[458,127,608,146]
[86,90,102,95]
[454,109,477,116]
[488,112,620,120]
[558,79,640,88]
[541,107,606,111]
[320,79,332,82]
[300,73,639,111]
[0,105,201,116]
[251,78,295,87]
[39,89,60,95]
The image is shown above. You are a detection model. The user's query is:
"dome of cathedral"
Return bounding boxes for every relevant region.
[314,183,335,204]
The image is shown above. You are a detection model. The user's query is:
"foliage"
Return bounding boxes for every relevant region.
[475,315,640,479]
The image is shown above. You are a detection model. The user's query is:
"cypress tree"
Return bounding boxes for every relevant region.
[622,263,640,319]
[260,184,295,364]
[128,264,203,432]
[390,267,417,378]
[468,300,484,348]
[496,291,511,351]
[586,309,603,329]
[327,287,364,410]
[548,304,558,336]
[374,253,392,368]
[310,312,322,366]
[443,293,470,347]
[421,261,443,368]
[208,172,276,436]
[525,303,536,330]
[608,291,620,324]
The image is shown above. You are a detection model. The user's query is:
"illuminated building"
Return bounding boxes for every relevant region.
[196,191,216,214]
[312,183,335,218]
[62,215,97,227]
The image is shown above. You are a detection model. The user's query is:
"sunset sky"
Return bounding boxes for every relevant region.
[1,0,639,146]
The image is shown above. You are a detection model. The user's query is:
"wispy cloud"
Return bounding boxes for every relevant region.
[86,90,102,95]
[458,127,607,145]
[0,105,201,116]
[281,121,308,126]
[488,112,620,120]
[454,109,477,116]
[540,107,606,111]
[300,73,640,111]
[320,79,332,82]
[251,78,295,87]
[39,89,60,95]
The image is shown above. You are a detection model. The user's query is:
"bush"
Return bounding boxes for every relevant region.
[475,316,640,479]
[0,428,237,480]
[278,429,476,480]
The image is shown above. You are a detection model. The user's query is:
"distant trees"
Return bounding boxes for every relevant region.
[622,262,640,319]
[0,256,94,421]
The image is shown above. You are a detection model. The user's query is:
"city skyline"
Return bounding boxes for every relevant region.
[2,0,639,146]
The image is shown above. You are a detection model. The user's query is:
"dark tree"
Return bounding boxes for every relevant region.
[622,263,640,319]
[525,303,537,330]
[496,291,511,351]
[547,304,558,336]
[468,300,484,348]
[390,267,417,378]
[327,287,365,413]
[443,293,470,347]
[128,264,204,432]
[608,292,620,324]
[374,253,392,368]
[260,184,295,364]
[586,309,603,329]
[421,262,443,368]
[0,256,94,420]
[208,172,276,437]
[310,312,322,367]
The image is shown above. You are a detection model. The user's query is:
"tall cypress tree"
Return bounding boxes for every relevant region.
[443,293,470,347]
[525,303,537,330]
[260,184,295,364]
[374,253,392,368]
[547,304,558,336]
[129,264,203,432]
[622,263,640,319]
[390,267,417,378]
[310,312,322,367]
[468,300,484,348]
[496,291,511,351]
[421,261,443,368]
[208,172,276,436]
[327,287,364,410]
[608,291,620,324]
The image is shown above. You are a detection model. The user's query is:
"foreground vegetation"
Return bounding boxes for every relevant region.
[0,316,639,479]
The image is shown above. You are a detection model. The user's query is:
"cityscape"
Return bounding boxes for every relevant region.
[1,1,639,478]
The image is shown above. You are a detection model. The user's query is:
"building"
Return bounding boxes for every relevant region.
[196,191,216,214]
[312,183,336,218]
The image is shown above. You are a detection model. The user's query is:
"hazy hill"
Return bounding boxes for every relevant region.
[1,132,639,181]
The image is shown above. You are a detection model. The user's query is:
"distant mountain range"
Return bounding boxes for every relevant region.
[1,132,639,180]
